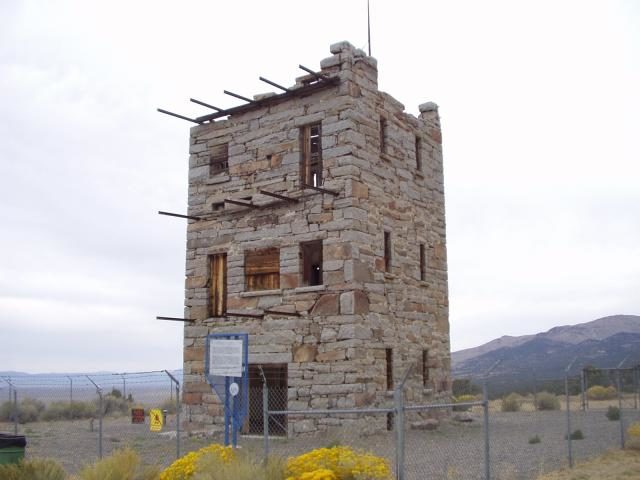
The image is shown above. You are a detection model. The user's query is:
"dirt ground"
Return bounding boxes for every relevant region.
[2,405,639,479]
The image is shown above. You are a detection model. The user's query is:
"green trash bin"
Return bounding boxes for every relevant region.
[0,433,26,465]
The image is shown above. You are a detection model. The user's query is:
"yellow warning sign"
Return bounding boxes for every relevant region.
[149,408,163,432]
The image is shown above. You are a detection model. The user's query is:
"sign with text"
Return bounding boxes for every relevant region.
[149,408,163,432]
[209,339,243,377]
[131,408,145,424]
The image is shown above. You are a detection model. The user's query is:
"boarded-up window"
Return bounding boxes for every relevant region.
[384,231,392,273]
[419,243,426,281]
[379,117,387,153]
[210,143,229,175]
[209,254,227,317]
[245,248,280,291]
[415,136,422,171]
[301,240,323,286]
[300,123,322,186]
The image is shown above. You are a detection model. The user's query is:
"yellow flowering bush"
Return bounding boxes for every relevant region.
[160,444,235,480]
[627,422,640,450]
[286,446,391,480]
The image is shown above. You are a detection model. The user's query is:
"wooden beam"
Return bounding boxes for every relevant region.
[158,211,202,221]
[195,77,339,123]
[225,311,265,319]
[259,189,299,203]
[301,183,340,196]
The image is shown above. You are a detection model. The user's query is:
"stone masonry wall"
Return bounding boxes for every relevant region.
[182,41,449,435]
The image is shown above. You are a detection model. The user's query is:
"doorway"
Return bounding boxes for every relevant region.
[246,363,288,436]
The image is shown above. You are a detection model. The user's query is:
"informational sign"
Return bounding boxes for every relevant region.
[131,408,145,424]
[149,408,163,432]
[209,339,243,377]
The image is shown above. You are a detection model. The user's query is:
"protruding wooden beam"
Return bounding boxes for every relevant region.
[301,183,340,197]
[158,211,202,221]
[190,98,223,111]
[157,108,201,124]
[223,90,254,103]
[259,76,290,93]
[156,316,195,323]
[259,189,299,203]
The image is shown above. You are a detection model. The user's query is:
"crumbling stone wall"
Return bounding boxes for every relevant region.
[182,41,450,435]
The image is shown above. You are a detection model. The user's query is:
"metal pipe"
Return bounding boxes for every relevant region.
[86,376,103,459]
[13,389,17,435]
[565,357,577,468]
[156,316,195,323]
[223,90,254,104]
[156,108,200,124]
[158,211,202,221]
[190,98,223,111]
[268,407,393,416]
[483,380,490,480]
[298,64,329,81]
[164,370,181,458]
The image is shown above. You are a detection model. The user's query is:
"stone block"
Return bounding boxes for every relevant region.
[315,349,346,362]
[292,344,318,363]
[310,294,339,316]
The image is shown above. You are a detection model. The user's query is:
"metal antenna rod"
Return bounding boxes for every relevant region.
[367,0,372,56]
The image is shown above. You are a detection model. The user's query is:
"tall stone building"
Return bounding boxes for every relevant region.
[181,41,450,435]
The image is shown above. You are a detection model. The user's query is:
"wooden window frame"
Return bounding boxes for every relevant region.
[300,123,322,186]
[384,231,392,273]
[245,247,280,291]
[209,253,227,317]
[210,143,229,175]
[301,240,323,287]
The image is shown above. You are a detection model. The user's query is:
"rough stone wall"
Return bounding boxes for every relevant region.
[182,41,449,435]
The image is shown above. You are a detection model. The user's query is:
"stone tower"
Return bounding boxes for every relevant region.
[182,41,450,435]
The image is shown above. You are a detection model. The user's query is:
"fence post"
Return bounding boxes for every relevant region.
[259,366,269,464]
[483,380,489,480]
[394,385,404,480]
[580,369,586,411]
[13,389,18,436]
[617,369,625,448]
[564,358,577,469]
[87,376,103,459]
[165,370,181,459]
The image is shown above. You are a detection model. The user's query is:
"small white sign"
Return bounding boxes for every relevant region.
[209,339,243,377]
[229,382,239,396]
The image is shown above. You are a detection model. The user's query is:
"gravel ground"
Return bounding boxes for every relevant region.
[2,407,639,479]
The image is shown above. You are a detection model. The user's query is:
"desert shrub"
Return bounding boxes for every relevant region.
[0,397,46,423]
[586,385,617,400]
[0,458,66,480]
[193,449,285,480]
[42,401,97,421]
[286,446,391,480]
[159,397,177,415]
[77,448,159,480]
[99,393,130,417]
[161,444,235,480]
[536,391,560,411]
[0,400,13,421]
[110,388,123,398]
[453,394,477,411]
[606,405,620,421]
[528,435,541,444]
[565,429,584,440]
[452,379,481,397]
[627,422,640,450]
[501,393,522,412]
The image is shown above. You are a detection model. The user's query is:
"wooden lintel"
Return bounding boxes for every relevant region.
[264,309,301,317]
[225,311,265,319]
[301,183,340,197]
[224,199,259,209]
[259,190,299,203]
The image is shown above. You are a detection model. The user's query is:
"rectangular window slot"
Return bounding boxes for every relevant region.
[301,240,323,286]
[415,136,422,171]
[209,253,227,317]
[422,349,430,387]
[419,243,426,281]
[386,347,394,431]
[379,117,387,153]
[300,123,323,187]
[209,143,229,175]
[245,248,280,291]
[384,231,392,273]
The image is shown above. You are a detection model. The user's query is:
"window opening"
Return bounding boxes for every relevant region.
[247,364,287,435]
[245,248,280,291]
[209,253,227,317]
[379,117,387,153]
[415,136,422,171]
[301,123,322,186]
[301,240,323,286]
[386,348,394,430]
[419,243,426,281]
[422,349,430,387]
[384,231,392,273]
[209,143,229,175]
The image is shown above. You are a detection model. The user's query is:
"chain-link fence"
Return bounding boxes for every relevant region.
[2,364,639,479]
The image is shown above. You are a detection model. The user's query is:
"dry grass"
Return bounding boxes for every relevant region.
[535,449,640,480]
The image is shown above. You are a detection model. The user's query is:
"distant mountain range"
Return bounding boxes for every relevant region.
[452,315,640,393]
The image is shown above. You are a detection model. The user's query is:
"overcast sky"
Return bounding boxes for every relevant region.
[1,0,638,373]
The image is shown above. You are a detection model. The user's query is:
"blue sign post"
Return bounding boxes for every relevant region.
[205,333,249,447]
